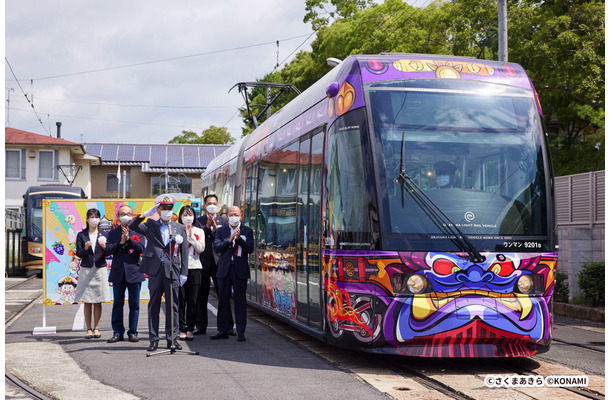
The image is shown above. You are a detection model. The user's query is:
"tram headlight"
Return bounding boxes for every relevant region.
[406,274,428,294]
[516,275,534,294]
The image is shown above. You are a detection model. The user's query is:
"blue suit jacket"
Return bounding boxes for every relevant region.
[75,229,108,268]
[129,216,188,279]
[213,223,254,280]
[106,225,145,284]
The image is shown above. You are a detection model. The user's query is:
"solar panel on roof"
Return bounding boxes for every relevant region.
[166,146,183,167]
[150,145,166,167]
[117,145,134,162]
[133,145,149,161]
[183,146,200,167]
[199,147,219,166]
[101,144,119,160]
[84,144,102,156]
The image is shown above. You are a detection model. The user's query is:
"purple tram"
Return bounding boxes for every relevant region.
[202,54,556,357]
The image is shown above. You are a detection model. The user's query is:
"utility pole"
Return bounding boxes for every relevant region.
[498,0,508,62]
[6,88,14,126]
[165,164,169,193]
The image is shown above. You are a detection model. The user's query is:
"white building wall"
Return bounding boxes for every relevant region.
[5,145,87,210]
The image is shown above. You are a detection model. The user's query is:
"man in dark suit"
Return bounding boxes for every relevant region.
[106,204,145,343]
[194,194,234,335]
[211,206,254,342]
[129,194,189,352]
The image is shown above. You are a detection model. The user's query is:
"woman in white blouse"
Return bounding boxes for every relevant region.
[177,205,206,340]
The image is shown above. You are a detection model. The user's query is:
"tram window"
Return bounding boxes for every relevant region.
[275,143,298,248]
[368,81,548,245]
[258,142,299,249]
[325,110,374,249]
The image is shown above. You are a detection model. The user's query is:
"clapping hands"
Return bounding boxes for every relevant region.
[120,226,129,244]
[230,227,240,243]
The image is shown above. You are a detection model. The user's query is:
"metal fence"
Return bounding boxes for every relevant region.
[556,170,605,227]
[5,209,24,277]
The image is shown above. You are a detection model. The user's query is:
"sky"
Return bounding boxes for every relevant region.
[5,0,430,145]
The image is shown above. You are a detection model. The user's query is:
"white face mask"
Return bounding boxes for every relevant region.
[229,216,240,227]
[160,210,173,221]
[182,216,194,226]
[88,218,100,227]
[436,175,451,187]
[119,215,131,225]
[206,204,218,215]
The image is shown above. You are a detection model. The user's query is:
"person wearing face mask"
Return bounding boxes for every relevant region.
[193,194,233,335]
[75,208,110,339]
[129,194,189,352]
[211,206,254,341]
[176,205,206,341]
[433,160,457,189]
[105,204,145,343]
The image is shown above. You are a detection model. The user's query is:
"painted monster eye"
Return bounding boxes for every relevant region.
[489,261,515,277]
[432,259,459,275]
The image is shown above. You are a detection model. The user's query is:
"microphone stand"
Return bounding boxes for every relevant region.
[148,224,199,357]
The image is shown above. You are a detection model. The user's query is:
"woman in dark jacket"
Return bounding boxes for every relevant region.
[75,208,110,339]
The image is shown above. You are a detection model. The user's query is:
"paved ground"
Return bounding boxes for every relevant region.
[5,277,388,400]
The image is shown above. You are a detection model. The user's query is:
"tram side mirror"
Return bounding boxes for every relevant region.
[326,82,340,98]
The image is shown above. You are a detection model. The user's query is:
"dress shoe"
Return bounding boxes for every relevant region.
[227,328,236,336]
[107,334,124,343]
[193,328,206,335]
[237,333,246,342]
[210,331,229,340]
[185,331,194,341]
[167,340,182,350]
[178,332,187,341]
[128,334,139,343]
[147,341,159,352]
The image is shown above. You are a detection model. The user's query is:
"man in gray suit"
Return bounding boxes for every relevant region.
[130,194,188,352]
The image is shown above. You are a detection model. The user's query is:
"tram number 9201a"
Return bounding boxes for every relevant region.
[503,241,543,249]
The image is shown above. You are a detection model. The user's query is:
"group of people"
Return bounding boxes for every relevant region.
[73,193,254,352]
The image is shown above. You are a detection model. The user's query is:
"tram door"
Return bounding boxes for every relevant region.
[296,131,323,328]
[244,163,258,301]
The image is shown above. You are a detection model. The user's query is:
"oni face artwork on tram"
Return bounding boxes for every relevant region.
[42,198,190,305]
[324,251,556,357]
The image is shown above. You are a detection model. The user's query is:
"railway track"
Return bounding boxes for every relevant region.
[7,278,605,400]
[5,277,48,400]
[250,308,605,400]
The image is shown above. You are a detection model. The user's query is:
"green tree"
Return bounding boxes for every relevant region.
[304,0,373,30]
[510,0,605,175]
[241,0,604,174]
[168,126,235,144]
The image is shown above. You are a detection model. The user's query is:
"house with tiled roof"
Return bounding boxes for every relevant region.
[5,127,101,211]
[83,143,230,199]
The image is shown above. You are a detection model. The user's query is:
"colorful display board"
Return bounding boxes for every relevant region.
[42,198,191,305]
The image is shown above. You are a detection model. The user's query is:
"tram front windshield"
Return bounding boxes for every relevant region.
[367,80,549,252]
[26,194,81,242]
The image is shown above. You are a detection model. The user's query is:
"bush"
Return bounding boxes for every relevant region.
[577,262,605,307]
[554,272,569,303]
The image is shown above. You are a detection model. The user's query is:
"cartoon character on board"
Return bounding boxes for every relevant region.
[56,276,78,304]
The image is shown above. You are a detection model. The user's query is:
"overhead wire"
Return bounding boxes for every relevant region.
[5,57,50,135]
[23,97,237,109]
[9,1,495,137]
[7,33,314,82]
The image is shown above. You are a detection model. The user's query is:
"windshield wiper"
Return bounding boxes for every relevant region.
[396,132,486,263]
